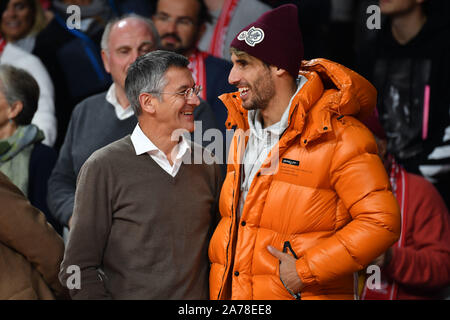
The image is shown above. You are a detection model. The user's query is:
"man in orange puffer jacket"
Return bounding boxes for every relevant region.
[208,4,401,300]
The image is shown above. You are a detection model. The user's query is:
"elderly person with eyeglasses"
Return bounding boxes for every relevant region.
[59,50,221,300]
[47,15,217,239]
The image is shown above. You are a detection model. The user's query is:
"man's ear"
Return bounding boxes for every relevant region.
[197,23,207,41]
[9,101,23,119]
[139,92,157,114]
[101,49,111,73]
[273,66,288,77]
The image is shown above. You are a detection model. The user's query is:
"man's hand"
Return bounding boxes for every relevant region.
[267,245,304,294]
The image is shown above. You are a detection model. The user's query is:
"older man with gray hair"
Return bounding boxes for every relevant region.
[59,50,221,299]
[48,14,218,234]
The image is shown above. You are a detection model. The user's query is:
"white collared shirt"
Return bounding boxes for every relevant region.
[105,84,135,120]
[130,124,191,177]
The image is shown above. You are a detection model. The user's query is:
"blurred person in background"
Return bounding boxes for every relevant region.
[1,0,114,149]
[197,0,272,60]
[360,114,450,300]
[0,0,57,147]
[0,171,67,300]
[108,0,153,16]
[356,0,450,208]
[0,64,60,234]
[0,0,49,52]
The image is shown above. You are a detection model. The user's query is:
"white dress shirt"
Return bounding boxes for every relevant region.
[130,124,191,177]
[105,83,135,120]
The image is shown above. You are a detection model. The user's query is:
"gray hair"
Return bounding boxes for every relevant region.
[125,50,189,116]
[100,13,160,52]
[0,64,39,125]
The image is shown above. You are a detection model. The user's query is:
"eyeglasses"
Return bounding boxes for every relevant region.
[152,85,202,100]
[153,13,196,28]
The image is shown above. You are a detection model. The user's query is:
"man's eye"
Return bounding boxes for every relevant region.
[14,3,26,10]
[154,14,169,22]
[177,18,193,26]
[139,46,153,55]
[237,61,248,68]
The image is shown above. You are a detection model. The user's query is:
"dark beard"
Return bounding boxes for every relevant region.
[244,71,275,111]
[160,33,189,55]
[160,43,189,56]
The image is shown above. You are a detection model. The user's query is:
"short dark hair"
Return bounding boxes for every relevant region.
[422,0,431,16]
[196,0,212,26]
[0,0,36,21]
[230,47,271,69]
[0,64,40,125]
[155,0,212,26]
[0,0,47,38]
[125,50,189,116]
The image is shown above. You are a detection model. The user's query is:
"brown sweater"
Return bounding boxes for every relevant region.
[59,135,221,299]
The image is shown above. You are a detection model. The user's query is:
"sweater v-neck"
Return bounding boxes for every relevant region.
[133,141,189,184]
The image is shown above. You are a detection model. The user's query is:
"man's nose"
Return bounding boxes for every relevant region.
[187,93,200,107]
[3,6,16,18]
[125,50,140,74]
[228,66,240,86]
[130,49,140,63]
[166,19,177,33]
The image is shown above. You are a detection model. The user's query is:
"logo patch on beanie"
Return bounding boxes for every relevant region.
[237,26,265,47]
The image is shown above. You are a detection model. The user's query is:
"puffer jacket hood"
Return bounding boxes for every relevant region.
[300,58,377,119]
[209,59,400,300]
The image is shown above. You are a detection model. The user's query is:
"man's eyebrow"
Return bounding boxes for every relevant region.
[177,15,195,22]
[155,11,169,16]
[115,45,131,51]
[139,41,154,47]
[157,10,194,20]
[235,58,249,64]
[175,83,194,92]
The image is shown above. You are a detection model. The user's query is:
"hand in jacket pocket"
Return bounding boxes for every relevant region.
[267,245,304,295]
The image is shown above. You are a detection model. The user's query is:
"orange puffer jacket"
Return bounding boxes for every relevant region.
[208,59,401,300]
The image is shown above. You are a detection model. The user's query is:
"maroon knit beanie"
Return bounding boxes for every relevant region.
[230,4,304,79]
